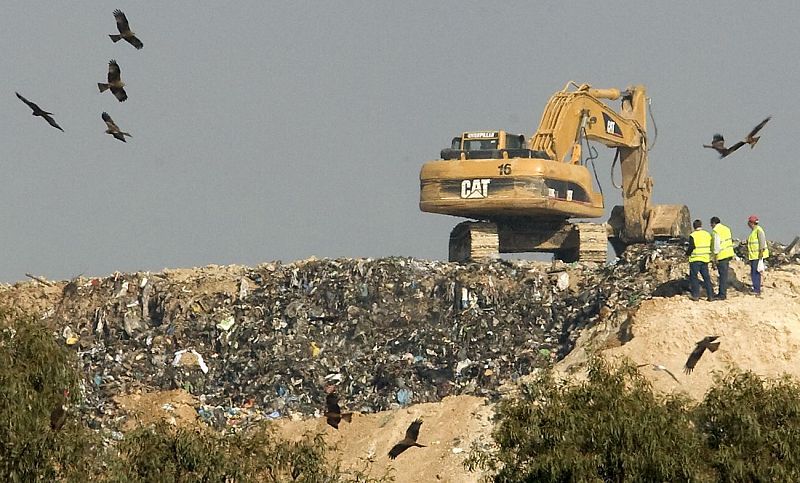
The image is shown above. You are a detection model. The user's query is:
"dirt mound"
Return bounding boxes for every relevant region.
[113,389,200,431]
[558,260,800,401]
[275,395,492,483]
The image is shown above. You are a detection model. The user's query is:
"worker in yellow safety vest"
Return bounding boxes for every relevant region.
[710,216,734,300]
[746,215,769,296]
[687,219,715,301]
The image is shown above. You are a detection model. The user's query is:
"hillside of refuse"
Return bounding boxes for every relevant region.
[1,240,799,482]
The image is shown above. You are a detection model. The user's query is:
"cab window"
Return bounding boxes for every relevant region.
[464,138,498,151]
[504,134,525,149]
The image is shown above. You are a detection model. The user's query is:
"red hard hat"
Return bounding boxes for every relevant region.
[748,215,759,223]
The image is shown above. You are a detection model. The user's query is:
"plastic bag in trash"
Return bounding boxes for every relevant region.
[396,388,413,405]
[172,349,209,374]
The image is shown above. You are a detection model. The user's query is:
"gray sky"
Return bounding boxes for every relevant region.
[2,2,798,283]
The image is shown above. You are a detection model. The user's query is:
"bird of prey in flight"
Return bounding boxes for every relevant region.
[98,60,128,102]
[110,10,143,50]
[684,336,720,374]
[703,117,771,158]
[324,392,352,430]
[15,92,64,131]
[102,112,131,142]
[637,363,680,383]
[388,418,426,459]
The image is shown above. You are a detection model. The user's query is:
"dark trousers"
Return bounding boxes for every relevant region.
[716,258,730,298]
[750,259,762,294]
[690,261,714,300]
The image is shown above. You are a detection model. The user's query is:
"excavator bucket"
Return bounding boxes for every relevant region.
[608,204,690,242]
[648,204,691,238]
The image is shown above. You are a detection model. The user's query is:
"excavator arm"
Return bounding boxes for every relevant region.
[531,84,645,162]
[530,82,686,243]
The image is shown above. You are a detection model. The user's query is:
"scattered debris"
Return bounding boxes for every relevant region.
[3,239,797,432]
[25,273,54,286]
[786,236,800,258]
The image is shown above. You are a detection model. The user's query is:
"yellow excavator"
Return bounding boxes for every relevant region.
[419,81,690,262]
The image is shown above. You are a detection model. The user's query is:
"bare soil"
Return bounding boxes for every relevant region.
[557,260,800,401]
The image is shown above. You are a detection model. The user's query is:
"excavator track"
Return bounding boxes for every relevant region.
[449,221,499,262]
[448,220,608,263]
[573,222,608,263]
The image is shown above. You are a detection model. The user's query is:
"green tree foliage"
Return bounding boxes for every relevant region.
[695,371,800,482]
[466,359,708,482]
[0,322,99,482]
[467,359,800,482]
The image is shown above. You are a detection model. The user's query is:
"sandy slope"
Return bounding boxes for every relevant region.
[557,261,800,401]
[275,396,493,483]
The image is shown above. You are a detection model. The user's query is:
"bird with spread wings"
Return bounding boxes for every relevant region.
[703,117,771,158]
[102,112,131,142]
[684,336,720,374]
[637,363,680,383]
[110,10,143,49]
[15,92,64,132]
[98,60,128,102]
[324,392,352,430]
[388,418,426,459]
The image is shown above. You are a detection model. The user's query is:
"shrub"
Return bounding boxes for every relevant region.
[109,421,357,482]
[466,359,712,482]
[694,371,800,482]
[0,322,100,481]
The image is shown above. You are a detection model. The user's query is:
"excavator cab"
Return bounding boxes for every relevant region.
[441,131,534,161]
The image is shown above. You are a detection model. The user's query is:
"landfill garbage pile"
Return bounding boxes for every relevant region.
[755,237,800,266]
[9,238,795,430]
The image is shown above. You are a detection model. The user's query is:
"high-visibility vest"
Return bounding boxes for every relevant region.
[712,223,735,261]
[689,230,712,263]
[747,225,770,260]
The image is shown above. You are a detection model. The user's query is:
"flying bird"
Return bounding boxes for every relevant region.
[15,92,64,131]
[388,418,426,459]
[109,10,143,49]
[324,392,352,430]
[98,60,127,102]
[637,363,680,383]
[684,336,720,374]
[50,389,69,431]
[703,116,771,158]
[102,112,132,142]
